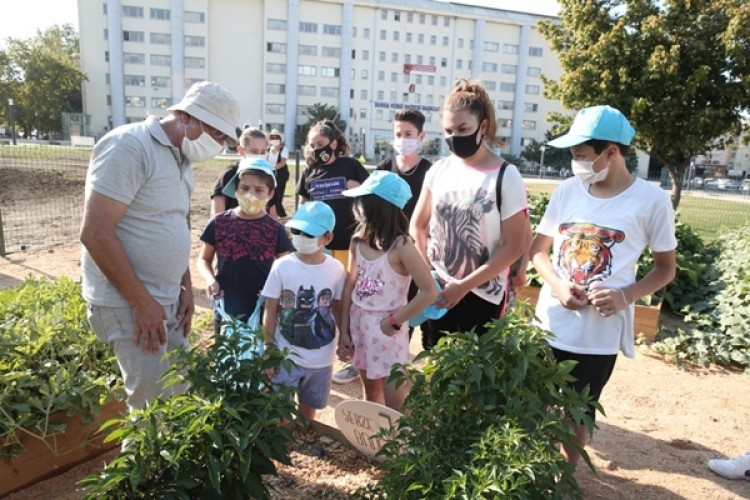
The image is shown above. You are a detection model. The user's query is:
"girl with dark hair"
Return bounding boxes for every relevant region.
[296,119,369,269]
[339,171,438,410]
[410,79,531,348]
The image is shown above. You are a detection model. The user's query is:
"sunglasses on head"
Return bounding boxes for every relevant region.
[290,228,315,238]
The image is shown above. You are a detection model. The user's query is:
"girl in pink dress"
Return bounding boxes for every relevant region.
[339,171,438,411]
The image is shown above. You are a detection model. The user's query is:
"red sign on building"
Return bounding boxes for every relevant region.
[403,63,437,74]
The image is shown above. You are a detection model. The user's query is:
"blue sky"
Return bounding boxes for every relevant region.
[0,0,559,47]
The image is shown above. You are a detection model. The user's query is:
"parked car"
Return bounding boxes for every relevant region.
[704,179,720,190]
[690,177,704,188]
[724,180,741,191]
[742,179,750,194]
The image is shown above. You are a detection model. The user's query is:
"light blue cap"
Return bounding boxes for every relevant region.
[222,157,276,198]
[286,201,336,237]
[547,105,635,148]
[342,170,412,209]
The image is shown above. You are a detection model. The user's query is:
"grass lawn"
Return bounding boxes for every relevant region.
[526,181,750,241]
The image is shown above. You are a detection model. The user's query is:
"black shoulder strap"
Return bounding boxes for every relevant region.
[495,160,510,214]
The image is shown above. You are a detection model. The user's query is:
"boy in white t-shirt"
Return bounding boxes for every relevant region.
[530,105,677,465]
[261,201,346,422]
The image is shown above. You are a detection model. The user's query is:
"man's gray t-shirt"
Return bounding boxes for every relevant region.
[81,116,194,307]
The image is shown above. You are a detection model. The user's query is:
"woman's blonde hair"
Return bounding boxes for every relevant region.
[442,79,503,149]
[239,127,267,149]
[304,120,350,166]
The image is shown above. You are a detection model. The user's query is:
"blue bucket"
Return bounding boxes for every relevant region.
[409,272,448,327]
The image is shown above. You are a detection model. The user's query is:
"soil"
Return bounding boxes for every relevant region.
[1,171,748,498]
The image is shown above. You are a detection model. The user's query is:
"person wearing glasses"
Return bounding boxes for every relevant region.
[80,81,240,411]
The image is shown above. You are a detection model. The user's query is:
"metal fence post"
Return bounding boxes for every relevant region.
[0,208,6,257]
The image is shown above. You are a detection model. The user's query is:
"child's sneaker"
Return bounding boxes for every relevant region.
[708,452,750,480]
[332,364,358,384]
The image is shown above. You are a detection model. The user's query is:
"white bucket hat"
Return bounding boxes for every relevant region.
[168,81,241,147]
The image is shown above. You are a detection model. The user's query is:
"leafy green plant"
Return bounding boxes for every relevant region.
[526,192,551,287]
[360,304,596,499]
[79,317,300,499]
[650,225,750,370]
[0,276,123,460]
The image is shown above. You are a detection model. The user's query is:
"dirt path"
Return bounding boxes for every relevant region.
[2,244,749,499]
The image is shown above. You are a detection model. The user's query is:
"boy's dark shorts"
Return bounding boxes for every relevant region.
[551,347,618,421]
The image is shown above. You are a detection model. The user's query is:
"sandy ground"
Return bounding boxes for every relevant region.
[2,243,749,499]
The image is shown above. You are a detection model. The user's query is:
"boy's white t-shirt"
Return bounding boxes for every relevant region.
[535,177,677,357]
[424,154,528,304]
[261,253,345,368]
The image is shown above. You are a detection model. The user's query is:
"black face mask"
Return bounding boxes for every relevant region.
[313,144,334,164]
[445,124,483,159]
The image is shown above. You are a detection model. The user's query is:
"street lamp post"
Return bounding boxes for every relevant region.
[34,112,39,140]
[538,145,546,179]
[8,99,17,145]
[361,127,366,159]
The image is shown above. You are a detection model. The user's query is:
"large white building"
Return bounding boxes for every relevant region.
[78,0,563,158]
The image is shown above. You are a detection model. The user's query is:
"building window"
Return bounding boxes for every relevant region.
[321,67,340,77]
[404,54,411,63]
[414,93,421,103]
[150,8,170,20]
[482,62,497,72]
[267,19,286,30]
[524,103,538,112]
[150,33,170,45]
[376,109,384,120]
[364,28,370,38]
[299,45,317,56]
[266,83,285,94]
[393,31,400,42]
[321,87,339,97]
[417,55,423,64]
[380,30,387,40]
[298,65,317,76]
[185,35,205,47]
[419,14,425,24]
[522,120,536,130]
[381,9,387,20]
[498,100,514,110]
[456,59,463,69]
[390,91,397,101]
[444,16,450,27]
[526,84,540,95]
[391,72,397,82]
[379,51,386,62]
[429,56,436,65]
[267,42,286,53]
[418,33,424,44]
[428,75,435,85]
[185,57,205,68]
[361,69,369,79]
[351,49,356,59]
[406,33,412,43]
[151,76,170,87]
[407,12,413,22]
[484,80,497,91]
[266,62,285,74]
[430,35,436,45]
[500,82,516,92]
[432,15,438,25]
[529,46,544,57]
[392,53,398,63]
[501,64,517,74]
[322,47,341,58]
[123,31,144,42]
[443,36,449,46]
[124,75,145,86]
[484,41,499,52]
[377,90,385,100]
[497,119,512,128]
[361,89,368,99]
[503,44,519,54]
[299,22,318,33]
[298,105,310,116]
[151,97,171,108]
[416,75,422,84]
[184,11,205,23]
[352,27,357,37]
[439,76,446,86]
[378,71,385,81]
[363,50,369,60]
[440,57,447,68]
[125,96,145,107]
[394,10,400,21]
[266,103,285,114]
[458,38,464,49]
[323,24,341,35]
[124,52,145,64]
[527,66,542,77]
[122,5,143,17]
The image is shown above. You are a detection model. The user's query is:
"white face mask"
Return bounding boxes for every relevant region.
[393,138,420,156]
[571,152,609,185]
[243,154,265,161]
[292,234,322,254]
[236,192,266,215]
[270,139,281,147]
[182,131,223,163]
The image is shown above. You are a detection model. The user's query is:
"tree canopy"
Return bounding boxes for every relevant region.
[295,103,348,149]
[539,0,750,208]
[0,24,86,137]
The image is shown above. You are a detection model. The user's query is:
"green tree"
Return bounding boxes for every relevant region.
[539,0,750,208]
[295,103,348,149]
[0,24,85,137]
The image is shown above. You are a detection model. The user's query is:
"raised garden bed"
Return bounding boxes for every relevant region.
[1,399,125,497]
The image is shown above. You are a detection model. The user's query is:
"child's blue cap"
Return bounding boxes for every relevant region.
[547,105,635,149]
[221,157,276,198]
[342,170,412,209]
[287,201,336,237]
[409,272,448,327]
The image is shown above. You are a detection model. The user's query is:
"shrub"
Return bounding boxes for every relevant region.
[79,319,300,499]
[650,225,750,370]
[0,276,123,460]
[360,305,595,499]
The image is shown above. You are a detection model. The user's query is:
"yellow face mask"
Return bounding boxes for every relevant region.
[236,192,266,215]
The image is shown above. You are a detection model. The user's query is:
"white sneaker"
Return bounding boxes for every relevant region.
[708,452,750,480]
[332,364,358,384]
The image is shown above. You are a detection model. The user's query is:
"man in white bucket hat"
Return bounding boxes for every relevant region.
[80,81,240,411]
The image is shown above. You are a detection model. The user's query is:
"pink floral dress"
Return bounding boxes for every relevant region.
[349,242,410,379]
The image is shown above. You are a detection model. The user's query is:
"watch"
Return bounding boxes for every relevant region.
[387,312,401,330]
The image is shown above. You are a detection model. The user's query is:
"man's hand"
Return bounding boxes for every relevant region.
[132,298,169,354]
[176,287,195,337]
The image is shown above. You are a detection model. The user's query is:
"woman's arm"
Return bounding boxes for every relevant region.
[196,242,220,299]
[337,242,358,359]
[409,187,432,268]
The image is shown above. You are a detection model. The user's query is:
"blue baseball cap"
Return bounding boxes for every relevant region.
[342,170,412,209]
[286,201,336,237]
[547,105,635,149]
[221,157,276,198]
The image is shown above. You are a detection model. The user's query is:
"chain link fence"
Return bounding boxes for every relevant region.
[1,144,749,255]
